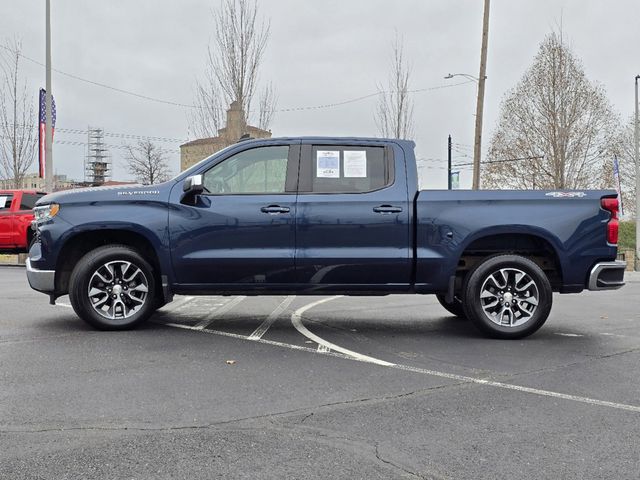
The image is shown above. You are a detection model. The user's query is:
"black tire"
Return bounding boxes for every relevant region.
[436,294,466,318]
[26,230,36,251]
[462,254,552,339]
[69,245,157,330]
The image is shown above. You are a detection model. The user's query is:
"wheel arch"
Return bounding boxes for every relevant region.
[453,229,564,293]
[55,228,168,301]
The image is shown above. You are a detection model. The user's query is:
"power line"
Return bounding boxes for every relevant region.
[0,43,474,113]
[274,80,475,113]
[57,127,186,143]
[0,122,187,144]
[51,138,178,154]
[453,155,544,167]
[0,44,197,109]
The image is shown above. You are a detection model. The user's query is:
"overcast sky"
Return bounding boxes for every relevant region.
[2,0,639,188]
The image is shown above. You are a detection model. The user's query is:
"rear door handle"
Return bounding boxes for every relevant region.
[261,205,290,214]
[373,205,402,214]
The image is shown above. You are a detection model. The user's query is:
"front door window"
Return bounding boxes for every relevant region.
[202,146,289,195]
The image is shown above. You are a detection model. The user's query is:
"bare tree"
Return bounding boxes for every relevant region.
[0,38,37,188]
[375,33,414,140]
[257,81,276,132]
[189,0,276,138]
[481,32,619,190]
[124,140,171,185]
[610,118,637,217]
[189,80,224,140]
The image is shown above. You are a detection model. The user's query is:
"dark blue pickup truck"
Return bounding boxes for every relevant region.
[26,137,625,338]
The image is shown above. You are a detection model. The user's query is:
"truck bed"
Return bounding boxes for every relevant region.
[414,189,617,293]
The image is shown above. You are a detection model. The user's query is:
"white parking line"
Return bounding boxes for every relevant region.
[160,316,640,414]
[194,295,246,329]
[291,296,393,367]
[288,297,640,414]
[163,295,196,312]
[248,295,296,340]
[56,295,640,414]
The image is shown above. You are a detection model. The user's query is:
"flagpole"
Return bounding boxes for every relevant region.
[45,0,53,193]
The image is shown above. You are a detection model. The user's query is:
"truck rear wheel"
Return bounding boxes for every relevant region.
[462,255,552,339]
[69,245,157,330]
[436,294,466,318]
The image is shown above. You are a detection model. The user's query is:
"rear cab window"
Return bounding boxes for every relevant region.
[0,194,14,210]
[299,145,393,193]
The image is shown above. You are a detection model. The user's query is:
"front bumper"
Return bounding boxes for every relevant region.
[588,261,626,290]
[25,258,55,293]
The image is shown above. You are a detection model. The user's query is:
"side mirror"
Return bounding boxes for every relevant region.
[183,174,204,195]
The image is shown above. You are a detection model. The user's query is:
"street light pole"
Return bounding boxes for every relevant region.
[473,0,490,190]
[45,0,53,193]
[448,135,452,190]
[634,75,639,271]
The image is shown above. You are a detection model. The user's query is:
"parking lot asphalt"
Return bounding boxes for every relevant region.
[1,265,639,479]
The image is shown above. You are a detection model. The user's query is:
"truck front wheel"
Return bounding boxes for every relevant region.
[69,245,157,330]
[462,255,552,339]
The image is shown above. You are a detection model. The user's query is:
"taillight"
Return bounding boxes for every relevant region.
[601,197,619,244]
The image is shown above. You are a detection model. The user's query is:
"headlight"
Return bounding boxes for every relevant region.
[33,203,60,223]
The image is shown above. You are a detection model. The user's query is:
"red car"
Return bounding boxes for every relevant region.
[0,190,47,253]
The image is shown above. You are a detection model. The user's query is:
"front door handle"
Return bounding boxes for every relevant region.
[373,205,403,214]
[261,205,290,214]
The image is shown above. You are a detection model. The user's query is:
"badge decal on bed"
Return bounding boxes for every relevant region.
[545,192,587,198]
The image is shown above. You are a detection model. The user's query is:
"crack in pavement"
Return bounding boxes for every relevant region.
[374,443,440,480]
[260,417,435,479]
[0,382,467,435]
[492,346,640,382]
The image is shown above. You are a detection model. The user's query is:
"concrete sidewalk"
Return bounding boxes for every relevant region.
[0,254,28,267]
[624,271,640,282]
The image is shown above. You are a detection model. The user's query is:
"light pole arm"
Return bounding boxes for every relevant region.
[444,73,480,83]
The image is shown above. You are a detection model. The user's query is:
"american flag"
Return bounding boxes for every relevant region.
[38,88,56,179]
[613,156,624,216]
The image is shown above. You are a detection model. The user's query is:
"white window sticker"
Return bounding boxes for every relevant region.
[0,196,8,209]
[316,150,340,178]
[343,150,367,178]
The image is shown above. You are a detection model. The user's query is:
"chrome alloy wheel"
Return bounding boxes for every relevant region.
[479,268,539,327]
[87,260,149,320]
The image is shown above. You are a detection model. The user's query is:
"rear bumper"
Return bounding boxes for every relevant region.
[588,261,626,290]
[26,258,55,293]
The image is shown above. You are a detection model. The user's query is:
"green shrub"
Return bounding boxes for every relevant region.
[618,221,636,250]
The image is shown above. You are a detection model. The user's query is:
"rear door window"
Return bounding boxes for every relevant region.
[299,146,393,193]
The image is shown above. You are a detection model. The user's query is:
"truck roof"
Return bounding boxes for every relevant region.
[240,136,415,146]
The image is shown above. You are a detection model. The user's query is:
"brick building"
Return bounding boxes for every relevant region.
[180,101,271,171]
[0,173,76,191]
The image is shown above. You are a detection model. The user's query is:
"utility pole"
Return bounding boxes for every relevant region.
[45,0,53,193]
[447,135,452,190]
[634,75,639,271]
[472,0,490,190]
